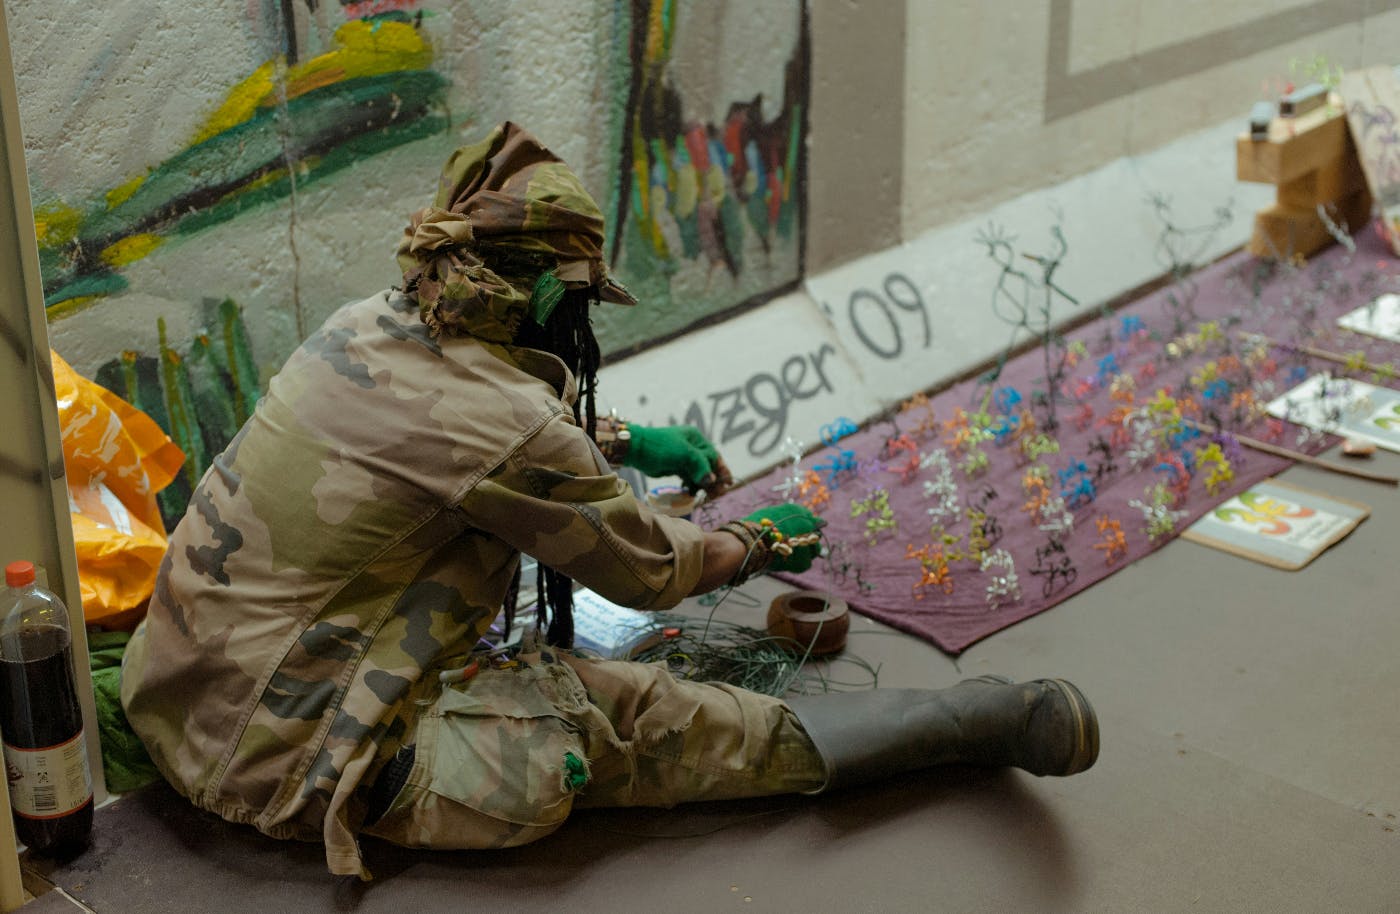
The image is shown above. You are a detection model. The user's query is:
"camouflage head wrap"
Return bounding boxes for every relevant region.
[397,122,636,341]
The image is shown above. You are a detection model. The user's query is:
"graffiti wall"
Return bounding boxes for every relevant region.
[5,0,809,518]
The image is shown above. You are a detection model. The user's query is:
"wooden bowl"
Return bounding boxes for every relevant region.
[766,592,849,656]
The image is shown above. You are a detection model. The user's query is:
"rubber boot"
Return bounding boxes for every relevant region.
[785,676,1099,791]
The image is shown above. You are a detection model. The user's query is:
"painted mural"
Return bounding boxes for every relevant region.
[9,0,808,512]
[593,0,810,353]
[35,9,448,322]
[92,301,262,528]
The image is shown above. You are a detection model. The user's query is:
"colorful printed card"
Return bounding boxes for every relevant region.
[1265,373,1400,453]
[1182,478,1369,569]
[1337,293,1400,344]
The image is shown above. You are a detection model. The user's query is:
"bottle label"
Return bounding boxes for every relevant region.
[3,732,92,820]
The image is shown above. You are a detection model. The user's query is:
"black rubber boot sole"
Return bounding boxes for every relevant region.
[1040,678,1099,776]
[959,674,1099,776]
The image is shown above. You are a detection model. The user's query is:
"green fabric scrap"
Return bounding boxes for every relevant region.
[530,272,567,326]
[563,751,588,792]
[88,631,161,794]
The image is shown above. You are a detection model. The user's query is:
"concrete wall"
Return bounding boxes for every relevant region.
[903,0,1400,235]
[5,0,1399,490]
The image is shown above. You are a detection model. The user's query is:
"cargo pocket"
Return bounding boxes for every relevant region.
[436,663,590,845]
[361,662,590,851]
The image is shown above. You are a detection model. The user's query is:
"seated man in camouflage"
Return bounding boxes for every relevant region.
[121,122,1098,880]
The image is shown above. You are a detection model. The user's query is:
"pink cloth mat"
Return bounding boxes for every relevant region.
[705,233,1398,654]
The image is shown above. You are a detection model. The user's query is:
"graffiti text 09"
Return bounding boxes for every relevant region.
[826,271,930,360]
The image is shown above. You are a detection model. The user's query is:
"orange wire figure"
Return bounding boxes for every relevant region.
[1092,515,1128,565]
[1021,471,1051,522]
[796,470,831,513]
[901,393,939,440]
[906,543,954,598]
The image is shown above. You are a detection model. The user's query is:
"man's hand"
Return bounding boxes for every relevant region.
[624,425,733,495]
[742,503,824,573]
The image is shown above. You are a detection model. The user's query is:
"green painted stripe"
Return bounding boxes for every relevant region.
[44,273,129,319]
[172,111,448,237]
[84,71,449,243]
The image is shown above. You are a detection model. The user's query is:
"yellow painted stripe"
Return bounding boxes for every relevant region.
[100,232,165,267]
[105,173,147,209]
[188,19,432,147]
[190,60,278,146]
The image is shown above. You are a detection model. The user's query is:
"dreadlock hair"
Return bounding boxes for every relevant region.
[501,284,604,649]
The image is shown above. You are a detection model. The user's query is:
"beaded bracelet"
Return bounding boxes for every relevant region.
[594,411,632,465]
[718,518,822,587]
[718,520,771,586]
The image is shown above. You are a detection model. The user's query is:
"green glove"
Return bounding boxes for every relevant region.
[742,503,824,573]
[624,425,733,493]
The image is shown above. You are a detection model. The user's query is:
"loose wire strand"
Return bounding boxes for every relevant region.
[614,473,883,696]
[635,515,880,697]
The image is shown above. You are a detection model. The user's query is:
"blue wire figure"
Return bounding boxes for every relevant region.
[1057,460,1090,489]
[989,413,1020,446]
[1167,424,1201,451]
[1065,475,1096,509]
[1057,460,1096,508]
[819,417,859,448]
[814,447,858,487]
[1201,379,1230,402]
[993,386,1023,414]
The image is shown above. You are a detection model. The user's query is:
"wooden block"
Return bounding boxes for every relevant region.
[1237,114,1349,185]
[1276,143,1366,208]
[1248,204,1325,259]
[1248,188,1371,260]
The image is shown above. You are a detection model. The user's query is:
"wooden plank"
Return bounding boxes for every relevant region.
[1237,113,1349,185]
[0,1,108,832]
[0,784,22,913]
[1276,141,1366,208]
[1340,66,1400,255]
[1248,188,1369,259]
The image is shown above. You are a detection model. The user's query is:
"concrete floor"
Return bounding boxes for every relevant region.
[26,445,1400,913]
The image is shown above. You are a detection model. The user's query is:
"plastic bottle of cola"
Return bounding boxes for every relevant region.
[0,562,93,857]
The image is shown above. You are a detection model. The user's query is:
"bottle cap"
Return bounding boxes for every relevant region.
[5,562,35,588]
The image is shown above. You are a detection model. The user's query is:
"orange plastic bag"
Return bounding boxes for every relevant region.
[52,351,185,629]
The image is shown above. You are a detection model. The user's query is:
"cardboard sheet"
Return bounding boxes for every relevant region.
[1266,373,1400,454]
[1181,478,1369,570]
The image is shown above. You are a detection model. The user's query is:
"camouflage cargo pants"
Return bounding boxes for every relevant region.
[361,650,827,850]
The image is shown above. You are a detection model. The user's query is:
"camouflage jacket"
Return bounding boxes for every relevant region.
[120,290,704,877]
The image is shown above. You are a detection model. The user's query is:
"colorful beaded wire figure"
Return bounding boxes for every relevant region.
[1092,516,1128,565]
[851,488,897,545]
[981,548,1022,608]
[795,470,831,514]
[906,543,954,598]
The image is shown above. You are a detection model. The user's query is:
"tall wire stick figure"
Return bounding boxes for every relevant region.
[975,220,1079,431]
